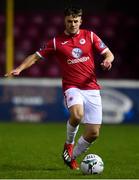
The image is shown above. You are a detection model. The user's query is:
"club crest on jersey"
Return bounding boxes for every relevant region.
[99,41,106,48]
[79,38,86,45]
[72,48,82,58]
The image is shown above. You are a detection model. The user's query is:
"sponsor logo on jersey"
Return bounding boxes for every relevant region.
[79,38,86,45]
[99,41,106,48]
[72,48,82,58]
[67,56,90,64]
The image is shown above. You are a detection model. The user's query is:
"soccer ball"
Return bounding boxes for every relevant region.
[80,154,104,175]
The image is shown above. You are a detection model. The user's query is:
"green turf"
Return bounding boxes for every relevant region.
[0,122,139,179]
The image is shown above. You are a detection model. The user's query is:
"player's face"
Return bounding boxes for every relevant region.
[65,15,82,35]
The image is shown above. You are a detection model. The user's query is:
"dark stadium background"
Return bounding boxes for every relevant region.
[0,0,138,78]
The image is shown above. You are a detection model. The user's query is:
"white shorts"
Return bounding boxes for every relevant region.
[64,88,102,124]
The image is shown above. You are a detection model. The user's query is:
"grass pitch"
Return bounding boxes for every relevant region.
[0,122,139,179]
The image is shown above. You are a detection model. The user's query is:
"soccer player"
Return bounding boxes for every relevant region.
[5,7,114,170]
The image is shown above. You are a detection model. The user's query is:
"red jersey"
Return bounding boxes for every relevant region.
[36,29,109,91]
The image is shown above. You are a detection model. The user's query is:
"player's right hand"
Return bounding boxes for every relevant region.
[5,69,21,77]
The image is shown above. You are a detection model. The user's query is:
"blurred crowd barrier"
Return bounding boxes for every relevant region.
[0,78,138,124]
[0,11,138,78]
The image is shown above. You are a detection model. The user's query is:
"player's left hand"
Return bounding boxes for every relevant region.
[101,60,112,70]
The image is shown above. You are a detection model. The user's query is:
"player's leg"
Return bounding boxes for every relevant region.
[66,104,83,144]
[64,88,84,145]
[72,89,102,159]
[63,104,83,169]
[83,123,101,143]
[62,88,84,169]
[72,124,101,159]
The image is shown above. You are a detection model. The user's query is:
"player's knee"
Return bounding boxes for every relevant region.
[75,111,83,121]
[71,111,83,122]
[89,130,100,141]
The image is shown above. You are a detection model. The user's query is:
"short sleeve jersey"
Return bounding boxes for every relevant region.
[36,29,109,91]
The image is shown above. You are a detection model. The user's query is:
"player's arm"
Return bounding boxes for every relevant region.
[101,49,114,70]
[5,53,40,77]
[91,32,114,70]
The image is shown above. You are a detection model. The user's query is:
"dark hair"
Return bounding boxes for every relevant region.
[64,6,83,17]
